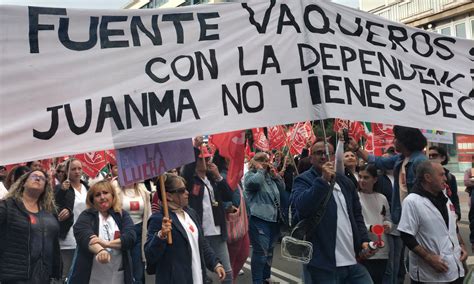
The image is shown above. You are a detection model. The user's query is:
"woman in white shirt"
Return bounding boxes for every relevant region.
[358,163,392,284]
[112,181,151,284]
[54,158,89,279]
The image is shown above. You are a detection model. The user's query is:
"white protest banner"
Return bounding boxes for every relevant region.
[116,139,194,186]
[0,0,472,165]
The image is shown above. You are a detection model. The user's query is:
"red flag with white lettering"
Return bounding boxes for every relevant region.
[334,119,366,142]
[75,152,108,178]
[252,128,269,152]
[287,122,307,155]
[209,130,246,190]
[268,125,287,150]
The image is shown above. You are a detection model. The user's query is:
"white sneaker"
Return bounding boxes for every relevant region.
[238,269,244,275]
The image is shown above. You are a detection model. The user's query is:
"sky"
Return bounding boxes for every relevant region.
[0,0,359,9]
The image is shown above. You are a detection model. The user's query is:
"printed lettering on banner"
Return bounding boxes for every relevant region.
[0,1,472,164]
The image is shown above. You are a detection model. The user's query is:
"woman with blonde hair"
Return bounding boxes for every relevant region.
[112,180,151,284]
[0,170,62,283]
[69,180,136,284]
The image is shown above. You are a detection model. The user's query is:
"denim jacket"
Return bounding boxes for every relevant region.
[368,151,427,224]
[244,169,285,222]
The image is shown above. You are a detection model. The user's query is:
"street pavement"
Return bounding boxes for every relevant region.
[146,186,474,284]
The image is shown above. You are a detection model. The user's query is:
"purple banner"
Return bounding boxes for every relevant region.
[116,139,194,186]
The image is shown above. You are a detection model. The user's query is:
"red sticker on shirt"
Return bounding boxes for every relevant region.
[449,204,455,212]
[191,184,201,196]
[29,214,37,224]
[129,201,140,211]
[189,224,195,233]
[114,230,121,240]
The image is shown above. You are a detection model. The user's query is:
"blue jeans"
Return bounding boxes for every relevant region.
[384,234,404,284]
[248,216,280,284]
[307,263,374,284]
[131,223,144,284]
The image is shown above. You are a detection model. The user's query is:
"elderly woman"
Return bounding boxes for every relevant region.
[0,170,61,283]
[145,174,226,284]
[68,180,136,284]
[244,152,285,284]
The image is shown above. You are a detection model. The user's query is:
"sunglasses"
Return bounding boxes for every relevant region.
[29,174,47,182]
[167,187,187,194]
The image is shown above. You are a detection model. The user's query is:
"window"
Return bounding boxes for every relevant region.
[455,23,466,38]
[471,20,474,39]
[440,27,451,36]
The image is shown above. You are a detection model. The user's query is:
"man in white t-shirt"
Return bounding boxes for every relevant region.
[398,161,467,283]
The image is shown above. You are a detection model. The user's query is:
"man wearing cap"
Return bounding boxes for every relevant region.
[181,136,234,284]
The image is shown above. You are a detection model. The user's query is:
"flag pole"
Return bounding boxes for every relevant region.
[320,119,331,161]
[159,175,172,245]
[283,123,300,175]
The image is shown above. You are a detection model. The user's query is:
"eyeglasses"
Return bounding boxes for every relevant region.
[429,153,440,159]
[29,174,46,182]
[312,150,335,157]
[167,187,187,194]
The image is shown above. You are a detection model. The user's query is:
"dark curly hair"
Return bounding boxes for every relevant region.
[393,125,427,153]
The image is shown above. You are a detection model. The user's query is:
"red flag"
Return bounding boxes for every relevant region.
[252,128,269,151]
[304,121,316,144]
[105,150,117,165]
[287,122,309,155]
[372,123,394,156]
[209,131,246,190]
[334,119,366,142]
[268,125,287,150]
[75,152,108,178]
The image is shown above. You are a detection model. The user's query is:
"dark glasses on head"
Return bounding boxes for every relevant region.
[167,187,186,194]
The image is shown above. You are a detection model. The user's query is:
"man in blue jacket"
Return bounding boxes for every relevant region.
[290,141,373,283]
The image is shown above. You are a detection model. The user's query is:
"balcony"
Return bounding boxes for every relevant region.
[370,0,471,24]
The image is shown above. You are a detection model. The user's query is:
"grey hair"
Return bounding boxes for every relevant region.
[415,160,436,183]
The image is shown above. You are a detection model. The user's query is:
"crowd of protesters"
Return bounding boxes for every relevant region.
[0,124,473,284]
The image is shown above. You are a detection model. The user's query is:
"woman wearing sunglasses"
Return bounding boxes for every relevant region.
[145,174,226,284]
[68,180,136,284]
[0,170,62,283]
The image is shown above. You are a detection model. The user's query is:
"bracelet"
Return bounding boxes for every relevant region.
[97,248,107,254]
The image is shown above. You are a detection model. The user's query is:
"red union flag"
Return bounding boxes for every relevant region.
[372,123,394,155]
[209,130,245,190]
[268,125,287,150]
[252,128,269,152]
[288,122,313,155]
[105,150,117,165]
[334,119,366,142]
[76,151,108,178]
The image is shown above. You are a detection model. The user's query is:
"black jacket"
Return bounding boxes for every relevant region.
[54,181,89,239]
[145,207,220,284]
[181,152,233,241]
[68,208,136,284]
[0,198,61,281]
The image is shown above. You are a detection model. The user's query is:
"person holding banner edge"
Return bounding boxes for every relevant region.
[290,140,374,283]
